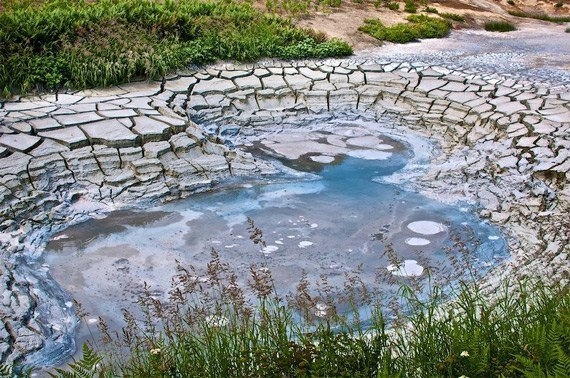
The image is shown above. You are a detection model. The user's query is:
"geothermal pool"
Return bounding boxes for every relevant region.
[43,128,508,346]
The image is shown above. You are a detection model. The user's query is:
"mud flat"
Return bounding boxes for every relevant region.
[1,25,569,366]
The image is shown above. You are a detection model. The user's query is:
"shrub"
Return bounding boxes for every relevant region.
[555,1,563,8]
[424,6,438,13]
[384,1,400,10]
[440,12,465,22]
[278,38,352,59]
[507,0,515,5]
[360,15,451,43]
[484,20,517,32]
[404,0,417,13]
[566,27,570,33]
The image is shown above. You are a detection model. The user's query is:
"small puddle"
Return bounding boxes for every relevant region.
[44,128,508,351]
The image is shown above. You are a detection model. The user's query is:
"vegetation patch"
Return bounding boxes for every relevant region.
[0,0,351,95]
[508,10,570,22]
[484,20,517,32]
[380,0,400,10]
[25,246,570,378]
[404,0,418,13]
[360,15,451,43]
[440,12,465,22]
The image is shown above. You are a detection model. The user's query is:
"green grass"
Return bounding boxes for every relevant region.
[484,20,517,32]
[508,10,570,23]
[359,15,451,43]
[0,0,351,96]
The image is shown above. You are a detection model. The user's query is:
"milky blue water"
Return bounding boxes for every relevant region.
[44,134,508,339]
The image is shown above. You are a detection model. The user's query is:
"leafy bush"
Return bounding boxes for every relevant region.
[360,15,451,43]
[566,27,570,33]
[484,20,517,32]
[0,0,352,95]
[424,6,438,13]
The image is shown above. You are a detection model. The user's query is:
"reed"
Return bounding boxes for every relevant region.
[34,220,570,377]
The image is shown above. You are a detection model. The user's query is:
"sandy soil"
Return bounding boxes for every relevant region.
[259,0,570,51]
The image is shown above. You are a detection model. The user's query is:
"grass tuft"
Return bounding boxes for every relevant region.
[404,0,418,13]
[508,10,570,23]
[440,12,465,22]
[484,20,517,32]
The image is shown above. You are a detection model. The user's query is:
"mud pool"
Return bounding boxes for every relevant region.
[43,129,508,348]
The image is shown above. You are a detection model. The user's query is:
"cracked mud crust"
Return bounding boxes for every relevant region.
[0,11,569,367]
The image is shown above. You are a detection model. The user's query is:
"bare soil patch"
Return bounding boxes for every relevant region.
[257,0,570,51]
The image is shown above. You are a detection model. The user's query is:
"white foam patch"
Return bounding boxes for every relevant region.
[261,245,279,254]
[488,235,500,240]
[407,221,447,235]
[346,149,392,160]
[405,237,431,246]
[310,223,318,228]
[52,234,69,241]
[275,240,284,245]
[346,136,383,148]
[387,260,424,277]
[298,241,313,248]
[310,155,335,164]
